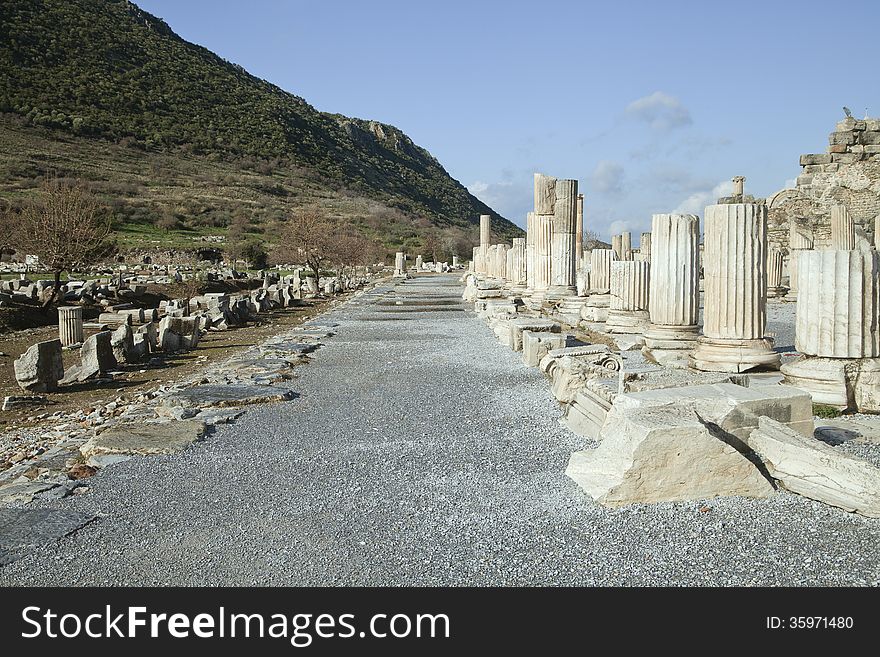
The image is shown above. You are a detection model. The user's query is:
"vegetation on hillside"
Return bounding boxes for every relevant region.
[0,0,522,254]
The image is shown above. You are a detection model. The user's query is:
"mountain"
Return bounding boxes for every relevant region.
[0,0,522,254]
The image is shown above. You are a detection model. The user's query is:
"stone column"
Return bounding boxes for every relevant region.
[732,175,745,197]
[830,204,855,250]
[607,261,650,334]
[394,252,405,277]
[639,232,652,262]
[511,237,527,290]
[642,214,700,368]
[781,249,880,409]
[497,244,509,281]
[525,212,536,292]
[452,255,459,268]
[581,248,617,323]
[479,215,491,273]
[532,214,553,300]
[576,193,584,262]
[875,214,880,249]
[691,203,780,372]
[766,248,786,297]
[58,306,84,346]
[620,231,632,261]
[472,246,480,274]
[786,224,814,301]
[415,255,423,271]
[549,178,578,297]
[534,173,556,214]
[611,235,622,260]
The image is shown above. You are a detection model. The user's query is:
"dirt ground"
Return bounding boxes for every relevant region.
[0,296,337,429]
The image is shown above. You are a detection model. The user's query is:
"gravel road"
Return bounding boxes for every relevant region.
[1,275,878,586]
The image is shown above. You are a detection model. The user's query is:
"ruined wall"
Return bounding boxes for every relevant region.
[768,117,880,253]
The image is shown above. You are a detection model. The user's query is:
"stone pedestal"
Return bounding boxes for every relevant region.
[58,306,84,346]
[781,249,880,409]
[830,205,855,251]
[606,261,650,334]
[691,204,780,372]
[766,248,787,298]
[642,214,701,368]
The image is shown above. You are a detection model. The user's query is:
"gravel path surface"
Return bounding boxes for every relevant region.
[1,275,878,586]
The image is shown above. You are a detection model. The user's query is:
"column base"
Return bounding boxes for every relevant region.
[546,285,578,301]
[606,309,650,334]
[554,296,588,325]
[781,356,880,411]
[767,286,789,299]
[580,293,610,323]
[641,324,700,369]
[689,336,781,373]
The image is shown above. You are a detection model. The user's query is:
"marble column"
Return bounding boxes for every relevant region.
[479,214,491,274]
[532,214,553,301]
[549,178,578,297]
[394,251,406,277]
[452,255,459,268]
[611,235,622,260]
[620,231,632,261]
[471,246,480,274]
[766,248,786,298]
[830,205,855,251]
[534,173,556,214]
[497,244,509,281]
[510,237,527,290]
[691,203,780,372]
[875,214,880,249]
[732,175,745,197]
[639,232,652,262]
[781,249,880,408]
[58,306,84,346]
[786,224,814,301]
[576,193,584,262]
[581,248,617,323]
[415,255,423,271]
[525,212,536,292]
[642,214,700,368]
[607,260,650,334]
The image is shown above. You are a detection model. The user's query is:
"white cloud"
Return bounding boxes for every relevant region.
[626,91,693,132]
[591,160,625,194]
[467,179,532,228]
[784,178,797,189]
[672,179,735,215]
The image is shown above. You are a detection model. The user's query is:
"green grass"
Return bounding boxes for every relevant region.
[813,403,842,419]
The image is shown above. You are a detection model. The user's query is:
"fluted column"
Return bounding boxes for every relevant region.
[511,237,527,288]
[588,249,615,292]
[795,250,879,357]
[830,205,855,251]
[612,235,622,260]
[607,261,650,334]
[691,204,780,372]
[620,231,632,261]
[642,214,700,367]
[58,306,84,346]
[497,244,508,281]
[525,213,536,291]
[875,214,880,249]
[534,173,556,214]
[781,249,880,408]
[786,224,813,300]
[479,215,491,274]
[533,214,552,294]
[639,232,652,262]
[576,193,584,262]
[766,248,786,297]
[549,178,578,297]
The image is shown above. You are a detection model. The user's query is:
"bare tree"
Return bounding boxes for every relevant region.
[9,178,115,307]
[272,206,337,282]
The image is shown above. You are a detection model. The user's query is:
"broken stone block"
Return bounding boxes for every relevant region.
[61,331,117,383]
[80,420,207,457]
[749,417,880,518]
[566,404,775,507]
[522,330,567,367]
[159,383,294,414]
[611,382,813,446]
[13,339,64,392]
[508,318,560,352]
[110,323,135,363]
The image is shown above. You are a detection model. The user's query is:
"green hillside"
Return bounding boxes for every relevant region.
[0,0,522,253]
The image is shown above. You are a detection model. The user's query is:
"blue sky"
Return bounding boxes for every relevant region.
[135,0,880,240]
